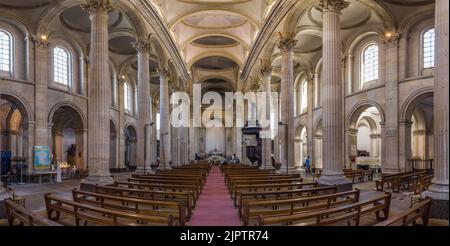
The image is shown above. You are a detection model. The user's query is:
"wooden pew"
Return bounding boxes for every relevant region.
[344,169,374,183]
[4,199,62,226]
[94,185,193,218]
[376,171,427,191]
[242,189,360,226]
[229,178,304,193]
[237,186,338,216]
[232,181,314,200]
[72,189,186,226]
[374,198,432,226]
[115,181,199,202]
[44,194,174,226]
[391,172,431,193]
[129,178,203,194]
[258,193,392,226]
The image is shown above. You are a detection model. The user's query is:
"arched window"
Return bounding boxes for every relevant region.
[423,28,435,69]
[124,81,131,112]
[0,29,12,72]
[301,80,308,113]
[361,44,379,85]
[53,46,71,85]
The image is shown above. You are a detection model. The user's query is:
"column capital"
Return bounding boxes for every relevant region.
[315,0,350,14]
[157,68,170,78]
[398,119,413,126]
[81,0,113,14]
[345,128,358,135]
[132,40,152,54]
[413,129,427,135]
[370,133,382,139]
[31,35,49,49]
[260,65,273,77]
[380,32,401,48]
[277,33,298,52]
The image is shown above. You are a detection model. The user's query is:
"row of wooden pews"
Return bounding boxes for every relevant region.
[38,162,211,226]
[376,170,432,192]
[343,169,374,183]
[222,164,432,226]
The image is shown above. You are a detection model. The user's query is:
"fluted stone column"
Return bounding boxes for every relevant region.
[381,32,401,173]
[32,36,49,149]
[260,65,274,170]
[133,40,153,174]
[424,0,449,219]
[158,69,171,169]
[278,34,297,175]
[316,0,352,189]
[82,0,113,186]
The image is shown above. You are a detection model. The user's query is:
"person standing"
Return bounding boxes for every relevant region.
[305,156,311,176]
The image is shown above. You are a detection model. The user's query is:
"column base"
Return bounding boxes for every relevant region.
[317,174,353,192]
[422,184,449,220]
[134,166,154,175]
[81,175,115,192]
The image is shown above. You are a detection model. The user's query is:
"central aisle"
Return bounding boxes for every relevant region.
[189,166,242,226]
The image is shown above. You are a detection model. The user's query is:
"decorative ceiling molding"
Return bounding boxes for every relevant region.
[240,0,298,81]
[133,0,191,83]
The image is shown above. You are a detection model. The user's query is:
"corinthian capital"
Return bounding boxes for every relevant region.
[132,40,152,54]
[315,0,350,14]
[260,66,273,78]
[31,35,49,48]
[81,0,113,14]
[277,33,298,52]
[380,32,401,48]
[157,68,170,78]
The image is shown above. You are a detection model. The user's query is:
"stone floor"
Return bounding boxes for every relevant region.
[0,172,448,226]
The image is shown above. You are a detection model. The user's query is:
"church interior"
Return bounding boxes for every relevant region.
[0,0,449,227]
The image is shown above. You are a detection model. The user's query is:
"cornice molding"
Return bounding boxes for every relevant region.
[240,0,298,81]
[134,0,191,83]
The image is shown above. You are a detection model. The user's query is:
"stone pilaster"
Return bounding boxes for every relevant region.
[345,128,358,169]
[381,32,401,173]
[423,0,449,219]
[316,0,352,190]
[260,65,274,170]
[133,40,153,175]
[82,0,114,186]
[32,36,49,149]
[158,68,171,169]
[398,120,413,171]
[277,33,298,175]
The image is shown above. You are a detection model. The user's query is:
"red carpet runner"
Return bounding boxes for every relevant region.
[189,166,242,226]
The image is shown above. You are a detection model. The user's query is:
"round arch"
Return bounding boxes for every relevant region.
[48,102,87,130]
[347,100,385,129]
[400,87,434,121]
[0,91,33,122]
